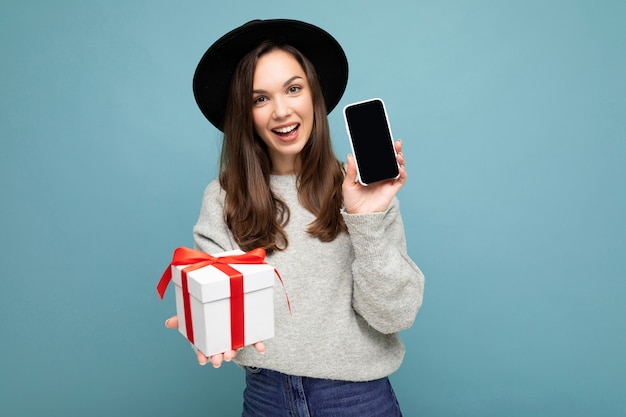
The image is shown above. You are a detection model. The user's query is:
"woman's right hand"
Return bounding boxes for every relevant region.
[164,315,265,367]
[342,139,407,214]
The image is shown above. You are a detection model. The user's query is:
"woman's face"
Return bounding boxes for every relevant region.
[251,49,314,175]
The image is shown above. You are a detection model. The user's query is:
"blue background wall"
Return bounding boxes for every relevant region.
[1,1,624,416]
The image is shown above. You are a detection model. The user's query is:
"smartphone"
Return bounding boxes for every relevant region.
[343,98,399,185]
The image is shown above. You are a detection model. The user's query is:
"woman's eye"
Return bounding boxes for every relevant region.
[288,86,301,94]
[253,96,267,105]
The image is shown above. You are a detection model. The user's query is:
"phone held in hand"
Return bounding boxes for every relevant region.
[343,98,400,186]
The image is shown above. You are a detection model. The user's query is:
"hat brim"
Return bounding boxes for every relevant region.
[193,19,349,131]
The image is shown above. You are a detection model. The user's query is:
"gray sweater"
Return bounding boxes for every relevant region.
[192,174,424,381]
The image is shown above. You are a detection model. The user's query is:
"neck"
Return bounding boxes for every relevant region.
[271,155,301,175]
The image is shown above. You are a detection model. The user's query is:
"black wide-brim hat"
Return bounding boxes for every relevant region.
[193,19,349,131]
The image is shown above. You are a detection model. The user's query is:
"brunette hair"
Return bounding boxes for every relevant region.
[219,41,347,253]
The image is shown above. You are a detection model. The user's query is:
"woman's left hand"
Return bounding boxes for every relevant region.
[342,139,407,214]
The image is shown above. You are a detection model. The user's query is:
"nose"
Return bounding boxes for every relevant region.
[272,97,292,119]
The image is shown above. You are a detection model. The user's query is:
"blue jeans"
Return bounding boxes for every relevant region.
[242,367,403,417]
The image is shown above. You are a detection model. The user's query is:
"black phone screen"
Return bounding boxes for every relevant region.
[344,99,399,185]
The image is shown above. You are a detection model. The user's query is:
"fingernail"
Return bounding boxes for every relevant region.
[164,319,170,327]
[199,360,207,366]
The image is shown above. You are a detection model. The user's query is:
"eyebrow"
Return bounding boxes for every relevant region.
[252,76,304,94]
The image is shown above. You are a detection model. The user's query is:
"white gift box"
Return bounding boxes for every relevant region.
[170,250,275,357]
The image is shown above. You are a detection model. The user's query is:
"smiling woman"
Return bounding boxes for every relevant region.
[218,37,348,252]
[165,19,424,416]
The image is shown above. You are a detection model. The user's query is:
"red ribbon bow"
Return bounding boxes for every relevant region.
[157,247,289,349]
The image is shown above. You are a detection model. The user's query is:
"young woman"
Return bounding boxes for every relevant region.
[165,19,424,416]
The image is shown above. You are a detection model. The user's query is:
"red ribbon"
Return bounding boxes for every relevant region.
[157,247,290,349]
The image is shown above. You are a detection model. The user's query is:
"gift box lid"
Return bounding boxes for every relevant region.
[172,250,275,303]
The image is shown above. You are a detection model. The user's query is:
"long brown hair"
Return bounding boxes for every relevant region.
[219,41,347,253]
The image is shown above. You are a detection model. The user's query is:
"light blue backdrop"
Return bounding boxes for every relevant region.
[1,1,624,416]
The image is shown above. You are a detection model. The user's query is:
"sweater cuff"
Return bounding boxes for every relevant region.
[340,208,390,257]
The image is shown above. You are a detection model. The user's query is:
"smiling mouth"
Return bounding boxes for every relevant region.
[272,123,299,136]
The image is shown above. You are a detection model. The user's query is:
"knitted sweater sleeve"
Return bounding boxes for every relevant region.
[192,180,237,254]
[342,197,425,334]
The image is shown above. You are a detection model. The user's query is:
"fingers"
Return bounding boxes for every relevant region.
[211,343,264,367]
[207,349,238,368]
[164,315,178,329]
[198,350,209,366]
[202,351,230,368]
[200,350,231,368]
[222,349,238,362]
[395,139,407,182]
[344,154,358,184]
[395,139,405,167]
[397,152,405,168]
[253,341,266,354]
[209,353,223,368]
[165,316,267,368]
[394,138,403,154]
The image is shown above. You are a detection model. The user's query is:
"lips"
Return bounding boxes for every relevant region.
[272,123,299,135]
[271,123,300,141]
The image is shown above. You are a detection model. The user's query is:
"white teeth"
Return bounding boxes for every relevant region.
[273,124,298,134]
